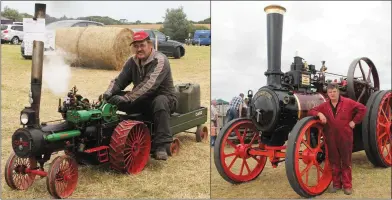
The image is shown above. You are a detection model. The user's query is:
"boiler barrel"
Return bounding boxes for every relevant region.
[250,87,326,133]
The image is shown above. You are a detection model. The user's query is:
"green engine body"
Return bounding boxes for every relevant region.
[65,103,119,124]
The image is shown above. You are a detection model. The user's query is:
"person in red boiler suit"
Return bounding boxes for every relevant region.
[308,83,367,195]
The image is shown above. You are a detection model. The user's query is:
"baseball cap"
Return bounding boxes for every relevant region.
[130,31,150,45]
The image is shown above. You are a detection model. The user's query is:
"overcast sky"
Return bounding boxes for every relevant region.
[211,1,391,101]
[1,1,210,22]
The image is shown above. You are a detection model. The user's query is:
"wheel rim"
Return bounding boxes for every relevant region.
[201,126,208,141]
[124,124,151,174]
[293,120,331,195]
[219,120,267,182]
[12,38,18,44]
[362,91,382,166]
[47,156,78,198]
[170,138,180,156]
[347,57,380,104]
[5,152,37,190]
[375,92,391,165]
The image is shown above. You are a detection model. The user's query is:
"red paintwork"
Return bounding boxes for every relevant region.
[25,168,47,177]
[293,119,332,195]
[109,120,151,174]
[46,155,78,198]
[13,140,29,147]
[308,95,367,189]
[218,120,267,182]
[5,153,37,190]
[375,92,391,165]
[84,146,110,162]
[170,138,180,156]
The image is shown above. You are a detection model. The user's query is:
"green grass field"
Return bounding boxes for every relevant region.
[1,44,211,199]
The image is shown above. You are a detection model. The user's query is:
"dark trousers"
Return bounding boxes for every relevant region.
[225,108,238,124]
[117,94,177,147]
[210,120,217,147]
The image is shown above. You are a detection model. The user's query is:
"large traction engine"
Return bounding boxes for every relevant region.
[213,4,391,198]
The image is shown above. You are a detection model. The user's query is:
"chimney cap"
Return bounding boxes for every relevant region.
[264,4,286,14]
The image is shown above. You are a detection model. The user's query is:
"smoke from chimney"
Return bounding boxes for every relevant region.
[42,49,73,96]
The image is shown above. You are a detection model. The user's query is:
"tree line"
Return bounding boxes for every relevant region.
[1,6,210,42]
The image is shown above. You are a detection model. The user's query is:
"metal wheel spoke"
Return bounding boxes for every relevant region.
[235,129,244,144]
[378,132,388,141]
[248,133,258,146]
[300,162,312,178]
[366,67,372,82]
[314,161,324,174]
[242,129,247,143]
[358,61,366,80]
[225,139,237,149]
[381,108,389,122]
[227,156,238,170]
[358,87,366,102]
[239,159,245,176]
[301,139,314,153]
[251,155,261,163]
[243,158,251,174]
[223,152,236,158]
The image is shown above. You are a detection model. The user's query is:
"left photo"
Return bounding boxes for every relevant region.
[1,1,211,199]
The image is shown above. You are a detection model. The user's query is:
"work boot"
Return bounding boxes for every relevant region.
[328,187,341,193]
[153,146,168,161]
[343,188,352,195]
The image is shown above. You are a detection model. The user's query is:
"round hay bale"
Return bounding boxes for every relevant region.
[55,27,134,70]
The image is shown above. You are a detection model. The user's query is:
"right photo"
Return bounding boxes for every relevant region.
[211,1,391,199]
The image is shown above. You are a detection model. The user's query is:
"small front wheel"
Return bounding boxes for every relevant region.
[214,118,267,184]
[196,125,209,142]
[4,152,37,190]
[46,155,79,199]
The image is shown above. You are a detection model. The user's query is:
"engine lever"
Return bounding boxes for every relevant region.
[256,109,263,122]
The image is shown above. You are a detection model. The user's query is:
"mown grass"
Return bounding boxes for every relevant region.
[211,141,391,199]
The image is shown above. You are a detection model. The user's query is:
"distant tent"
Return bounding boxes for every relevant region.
[216,98,229,105]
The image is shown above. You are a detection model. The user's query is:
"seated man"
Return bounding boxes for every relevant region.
[102,31,178,161]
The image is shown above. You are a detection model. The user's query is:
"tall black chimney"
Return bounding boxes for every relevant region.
[30,3,46,127]
[264,5,286,88]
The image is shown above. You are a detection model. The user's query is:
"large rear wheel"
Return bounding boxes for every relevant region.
[368,90,391,167]
[286,117,332,198]
[362,90,383,165]
[214,118,267,184]
[109,120,151,174]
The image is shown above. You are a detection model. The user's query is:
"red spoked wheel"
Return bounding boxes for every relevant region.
[285,117,332,198]
[196,124,209,142]
[4,152,37,190]
[109,120,151,174]
[214,118,267,184]
[46,155,78,199]
[167,138,180,156]
[368,90,391,167]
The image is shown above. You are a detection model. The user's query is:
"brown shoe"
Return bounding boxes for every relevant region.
[343,188,352,195]
[329,187,341,193]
